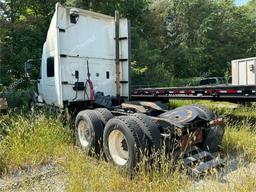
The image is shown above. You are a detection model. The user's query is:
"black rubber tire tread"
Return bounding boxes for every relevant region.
[192,104,216,121]
[132,113,161,151]
[75,110,104,154]
[94,108,113,124]
[103,116,148,170]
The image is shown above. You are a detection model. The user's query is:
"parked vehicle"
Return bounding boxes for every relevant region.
[199,77,227,86]
[26,3,224,173]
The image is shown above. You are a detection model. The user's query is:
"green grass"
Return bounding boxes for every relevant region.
[0,113,71,172]
[61,147,191,192]
[222,122,256,161]
[0,101,256,191]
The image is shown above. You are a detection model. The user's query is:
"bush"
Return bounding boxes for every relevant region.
[3,89,32,109]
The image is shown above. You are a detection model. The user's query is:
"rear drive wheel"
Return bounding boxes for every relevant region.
[132,113,161,153]
[94,108,113,124]
[75,110,103,154]
[103,116,148,170]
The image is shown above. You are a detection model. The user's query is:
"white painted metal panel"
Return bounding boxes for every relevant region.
[119,18,130,98]
[39,9,59,106]
[39,3,130,108]
[58,9,115,59]
[232,57,256,86]
[232,60,239,85]
[247,59,255,85]
[238,60,246,85]
[60,57,116,101]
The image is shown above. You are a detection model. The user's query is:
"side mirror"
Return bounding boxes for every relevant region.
[70,8,79,24]
[25,59,33,78]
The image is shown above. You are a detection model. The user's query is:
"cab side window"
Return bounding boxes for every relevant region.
[47,57,54,77]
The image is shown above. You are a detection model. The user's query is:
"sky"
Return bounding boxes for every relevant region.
[235,0,249,6]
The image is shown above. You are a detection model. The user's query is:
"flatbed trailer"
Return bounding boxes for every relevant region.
[132,85,256,103]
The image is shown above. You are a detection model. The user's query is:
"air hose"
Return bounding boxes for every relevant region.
[84,60,95,101]
[85,79,94,100]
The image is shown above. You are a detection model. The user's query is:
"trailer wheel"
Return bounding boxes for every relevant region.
[94,108,113,124]
[132,113,161,152]
[192,104,216,121]
[75,110,103,154]
[103,116,148,170]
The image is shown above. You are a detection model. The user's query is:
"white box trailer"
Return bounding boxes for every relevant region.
[232,57,256,86]
[38,3,130,108]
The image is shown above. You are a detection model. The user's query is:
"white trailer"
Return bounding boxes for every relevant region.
[26,3,224,173]
[232,57,256,86]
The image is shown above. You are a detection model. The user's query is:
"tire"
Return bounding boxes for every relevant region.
[202,125,225,153]
[103,116,148,170]
[75,110,104,154]
[132,113,161,152]
[94,108,113,124]
[192,104,216,121]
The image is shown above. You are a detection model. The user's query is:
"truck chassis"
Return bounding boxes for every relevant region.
[70,101,225,173]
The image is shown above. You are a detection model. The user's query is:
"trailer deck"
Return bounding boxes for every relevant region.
[132,85,256,102]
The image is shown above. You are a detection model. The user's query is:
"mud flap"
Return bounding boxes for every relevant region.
[202,125,225,153]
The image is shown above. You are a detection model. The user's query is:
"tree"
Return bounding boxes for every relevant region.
[146,0,256,81]
[0,0,65,85]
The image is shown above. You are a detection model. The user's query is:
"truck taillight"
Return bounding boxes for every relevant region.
[209,118,224,127]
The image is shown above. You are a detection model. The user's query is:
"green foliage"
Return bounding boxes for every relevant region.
[3,88,31,109]
[150,0,256,79]
[0,0,65,85]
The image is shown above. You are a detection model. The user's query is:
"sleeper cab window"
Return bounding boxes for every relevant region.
[47,57,54,77]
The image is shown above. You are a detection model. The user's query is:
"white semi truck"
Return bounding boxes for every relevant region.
[26,3,224,173]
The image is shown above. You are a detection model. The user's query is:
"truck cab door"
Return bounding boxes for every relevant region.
[40,54,58,105]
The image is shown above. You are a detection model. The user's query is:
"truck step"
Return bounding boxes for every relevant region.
[183,147,225,175]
